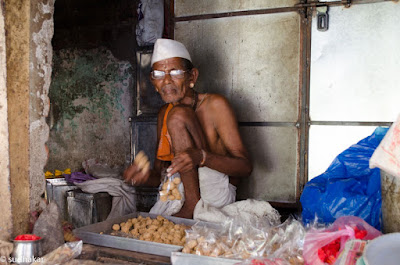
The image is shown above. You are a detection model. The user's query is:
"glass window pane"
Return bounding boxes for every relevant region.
[310,2,400,122]
[308,125,378,180]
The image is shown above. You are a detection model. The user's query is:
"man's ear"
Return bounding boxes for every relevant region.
[190,68,199,84]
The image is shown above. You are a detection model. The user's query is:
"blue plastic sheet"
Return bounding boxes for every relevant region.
[301,127,389,230]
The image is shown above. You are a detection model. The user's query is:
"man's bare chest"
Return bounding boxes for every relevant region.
[196,113,227,155]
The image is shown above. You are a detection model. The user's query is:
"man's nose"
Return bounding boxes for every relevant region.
[163,72,173,84]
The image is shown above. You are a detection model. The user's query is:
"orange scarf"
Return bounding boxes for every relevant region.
[157,104,174,161]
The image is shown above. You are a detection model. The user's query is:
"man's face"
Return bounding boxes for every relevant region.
[151,57,192,104]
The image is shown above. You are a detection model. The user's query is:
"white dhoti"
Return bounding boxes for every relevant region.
[150,167,281,226]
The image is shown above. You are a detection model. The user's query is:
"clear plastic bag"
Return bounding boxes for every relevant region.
[234,257,290,265]
[265,217,305,264]
[183,216,305,261]
[159,170,185,202]
[32,240,82,265]
[149,170,185,216]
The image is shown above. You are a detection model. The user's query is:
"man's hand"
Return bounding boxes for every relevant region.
[167,148,203,177]
[123,151,151,185]
[123,163,151,185]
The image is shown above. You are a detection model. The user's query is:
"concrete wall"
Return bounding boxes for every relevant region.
[175,1,301,202]
[45,0,137,173]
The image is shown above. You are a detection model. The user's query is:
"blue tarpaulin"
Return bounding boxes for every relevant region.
[301,127,389,230]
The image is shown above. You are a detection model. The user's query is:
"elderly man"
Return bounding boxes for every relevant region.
[124,38,252,218]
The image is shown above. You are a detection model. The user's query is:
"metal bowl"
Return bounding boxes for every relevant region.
[12,238,43,265]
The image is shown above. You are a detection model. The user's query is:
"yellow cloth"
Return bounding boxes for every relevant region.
[157,104,174,161]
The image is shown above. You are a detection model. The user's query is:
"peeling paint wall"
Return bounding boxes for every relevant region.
[0,0,13,241]
[2,0,54,237]
[45,0,137,174]
[45,47,133,172]
[29,0,54,212]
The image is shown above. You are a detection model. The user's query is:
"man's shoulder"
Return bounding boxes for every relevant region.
[204,93,231,109]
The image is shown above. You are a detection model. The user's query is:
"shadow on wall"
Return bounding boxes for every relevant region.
[188,41,273,201]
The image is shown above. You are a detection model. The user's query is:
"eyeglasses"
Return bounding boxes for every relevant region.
[151,69,187,80]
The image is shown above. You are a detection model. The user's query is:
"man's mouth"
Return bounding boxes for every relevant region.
[161,86,176,95]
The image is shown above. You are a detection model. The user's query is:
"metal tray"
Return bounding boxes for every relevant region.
[73,212,219,257]
[171,252,240,265]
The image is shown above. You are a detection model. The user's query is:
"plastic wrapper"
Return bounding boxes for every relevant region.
[32,202,65,255]
[370,114,400,178]
[149,170,185,216]
[159,171,185,203]
[234,257,290,265]
[183,216,305,263]
[303,216,381,265]
[333,239,366,265]
[264,217,305,264]
[31,240,82,265]
[63,260,103,265]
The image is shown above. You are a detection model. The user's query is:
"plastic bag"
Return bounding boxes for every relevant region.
[149,171,185,216]
[136,0,164,46]
[303,216,381,265]
[334,239,366,265]
[32,240,82,265]
[370,114,400,178]
[159,173,184,202]
[300,127,389,230]
[183,216,305,261]
[234,257,290,265]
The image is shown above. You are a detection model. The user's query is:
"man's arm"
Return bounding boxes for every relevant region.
[123,105,168,186]
[201,94,252,177]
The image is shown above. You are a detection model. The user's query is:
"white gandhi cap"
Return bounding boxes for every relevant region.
[151,38,192,66]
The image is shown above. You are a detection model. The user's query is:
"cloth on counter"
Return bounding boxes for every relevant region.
[64,172,97,184]
[75,178,136,219]
[370,113,400,178]
[194,199,281,226]
[156,103,174,161]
